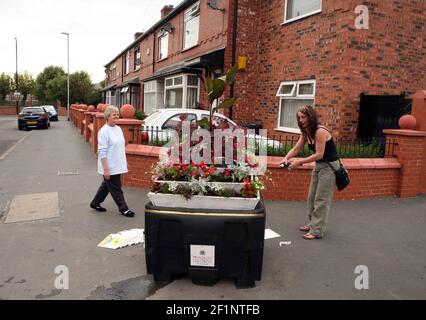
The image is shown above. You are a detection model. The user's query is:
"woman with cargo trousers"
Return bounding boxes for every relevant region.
[280,105,340,240]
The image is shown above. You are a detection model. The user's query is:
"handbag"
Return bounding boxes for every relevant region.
[326,159,350,191]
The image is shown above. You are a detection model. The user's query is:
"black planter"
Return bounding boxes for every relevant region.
[145,200,266,288]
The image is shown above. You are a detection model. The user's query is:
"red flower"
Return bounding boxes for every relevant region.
[225,169,232,177]
[204,173,210,178]
[179,114,188,121]
[182,164,187,170]
[208,167,216,175]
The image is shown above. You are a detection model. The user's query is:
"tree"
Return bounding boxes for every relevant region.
[13,72,35,102]
[0,73,12,100]
[34,66,66,103]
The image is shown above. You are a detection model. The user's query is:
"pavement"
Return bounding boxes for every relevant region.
[0,115,425,300]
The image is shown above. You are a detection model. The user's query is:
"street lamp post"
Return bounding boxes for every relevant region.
[61,32,70,121]
[14,37,19,115]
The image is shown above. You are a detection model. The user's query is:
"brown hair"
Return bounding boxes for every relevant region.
[297,105,319,141]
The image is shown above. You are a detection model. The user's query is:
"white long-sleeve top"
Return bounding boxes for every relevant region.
[97,124,128,175]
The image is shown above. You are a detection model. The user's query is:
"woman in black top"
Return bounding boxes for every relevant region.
[280,105,340,240]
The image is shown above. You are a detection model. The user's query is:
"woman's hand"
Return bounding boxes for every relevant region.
[288,159,303,170]
[280,158,290,167]
[104,169,111,181]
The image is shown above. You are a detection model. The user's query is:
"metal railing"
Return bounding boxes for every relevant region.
[132,126,398,158]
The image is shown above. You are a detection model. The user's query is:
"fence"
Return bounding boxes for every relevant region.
[134,126,398,158]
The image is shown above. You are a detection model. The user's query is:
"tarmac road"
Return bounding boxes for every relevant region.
[0,116,425,300]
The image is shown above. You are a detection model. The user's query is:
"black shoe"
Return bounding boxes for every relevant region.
[90,204,107,212]
[120,209,135,218]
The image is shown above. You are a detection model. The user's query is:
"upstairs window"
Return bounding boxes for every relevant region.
[276,80,316,133]
[124,51,130,75]
[134,47,141,70]
[284,0,322,24]
[183,1,200,50]
[158,31,169,60]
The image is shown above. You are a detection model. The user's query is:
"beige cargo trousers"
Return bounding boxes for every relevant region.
[306,160,339,238]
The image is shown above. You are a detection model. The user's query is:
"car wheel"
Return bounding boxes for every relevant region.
[18,126,23,131]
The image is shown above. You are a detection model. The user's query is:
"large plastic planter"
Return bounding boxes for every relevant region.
[145,200,266,288]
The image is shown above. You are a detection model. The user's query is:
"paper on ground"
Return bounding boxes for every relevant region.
[265,228,281,240]
[98,229,144,249]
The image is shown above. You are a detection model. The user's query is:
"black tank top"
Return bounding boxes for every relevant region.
[307,128,339,162]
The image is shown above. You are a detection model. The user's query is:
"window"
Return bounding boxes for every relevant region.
[144,80,165,115]
[106,91,116,106]
[183,1,200,49]
[284,0,322,23]
[125,51,130,75]
[162,113,197,130]
[134,47,141,70]
[164,74,200,109]
[158,31,169,60]
[276,80,316,132]
[111,64,117,80]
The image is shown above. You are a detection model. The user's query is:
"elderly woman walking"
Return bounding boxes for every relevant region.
[90,106,135,218]
[281,105,340,240]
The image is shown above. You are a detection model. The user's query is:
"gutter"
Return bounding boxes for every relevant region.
[229,0,238,120]
[104,0,197,68]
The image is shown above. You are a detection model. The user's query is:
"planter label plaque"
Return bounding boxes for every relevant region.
[190,245,215,267]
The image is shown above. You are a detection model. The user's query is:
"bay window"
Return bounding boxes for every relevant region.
[164,74,199,109]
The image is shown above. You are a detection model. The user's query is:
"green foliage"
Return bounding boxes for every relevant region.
[15,72,36,102]
[135,110,147,120]
[198,65,239,129]
[34,66,66,103]
[35,66,101,107]
[0,73,12,100]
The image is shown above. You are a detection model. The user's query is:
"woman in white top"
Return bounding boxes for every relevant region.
[90,106,135,217]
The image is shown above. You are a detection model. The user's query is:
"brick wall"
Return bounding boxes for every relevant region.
[231,0,426,139]
[0,106,23,115]
[121,144,403,201]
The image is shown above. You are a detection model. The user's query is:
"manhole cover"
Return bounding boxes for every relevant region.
[4,192,60,224]
[57,170,79,176]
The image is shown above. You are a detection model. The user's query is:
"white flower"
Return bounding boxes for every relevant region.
[210,183,224,192]
[168,181,179,192]
[190,177,208,195]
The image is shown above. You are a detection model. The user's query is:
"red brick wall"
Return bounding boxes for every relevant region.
[0,106,23,115]
[231,0,426,139]
[121,144,403,201]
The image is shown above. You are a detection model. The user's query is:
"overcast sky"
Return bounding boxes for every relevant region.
[0,0,184,83]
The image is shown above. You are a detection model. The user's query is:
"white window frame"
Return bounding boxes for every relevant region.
[183,1,200,50]
[158,31,169,61]
[283,0,322,25]
[125,51,130,75]
[164,74,200,109]
[144,80,164,115]
[276,79,316,133]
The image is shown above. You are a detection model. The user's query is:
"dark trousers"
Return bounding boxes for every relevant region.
[91,174,129,212]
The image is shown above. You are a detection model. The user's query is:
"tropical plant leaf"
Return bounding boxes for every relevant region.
[208,79,226,102]
[204,77,213,96]
[197,117,210,129]
[213,97,238,113]
[225,65,238,85]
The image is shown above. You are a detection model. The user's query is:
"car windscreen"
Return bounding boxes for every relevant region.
[143,111,162,124]
[22,108,44,113]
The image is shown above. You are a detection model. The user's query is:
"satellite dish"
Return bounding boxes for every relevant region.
[162,22,174,33]
[207,0,225,12]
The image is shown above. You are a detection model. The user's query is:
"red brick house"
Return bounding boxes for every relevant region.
[103,0,426,139]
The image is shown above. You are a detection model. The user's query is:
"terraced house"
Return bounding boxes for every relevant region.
[102,0,426,139]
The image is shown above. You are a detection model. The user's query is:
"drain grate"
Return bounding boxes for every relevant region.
[57,170,80,176]
[4,192,60,224]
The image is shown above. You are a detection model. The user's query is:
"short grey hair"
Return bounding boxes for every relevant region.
[104,106,120,120]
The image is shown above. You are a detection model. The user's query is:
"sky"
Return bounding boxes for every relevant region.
[0,0,184,84]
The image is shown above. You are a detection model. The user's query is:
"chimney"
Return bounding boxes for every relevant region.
[161,5,174,19]
[134,32,143,40]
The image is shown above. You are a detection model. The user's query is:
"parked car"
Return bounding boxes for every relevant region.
[141,109,280,148]
[18,107,50,130]
[40,105,58,121]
